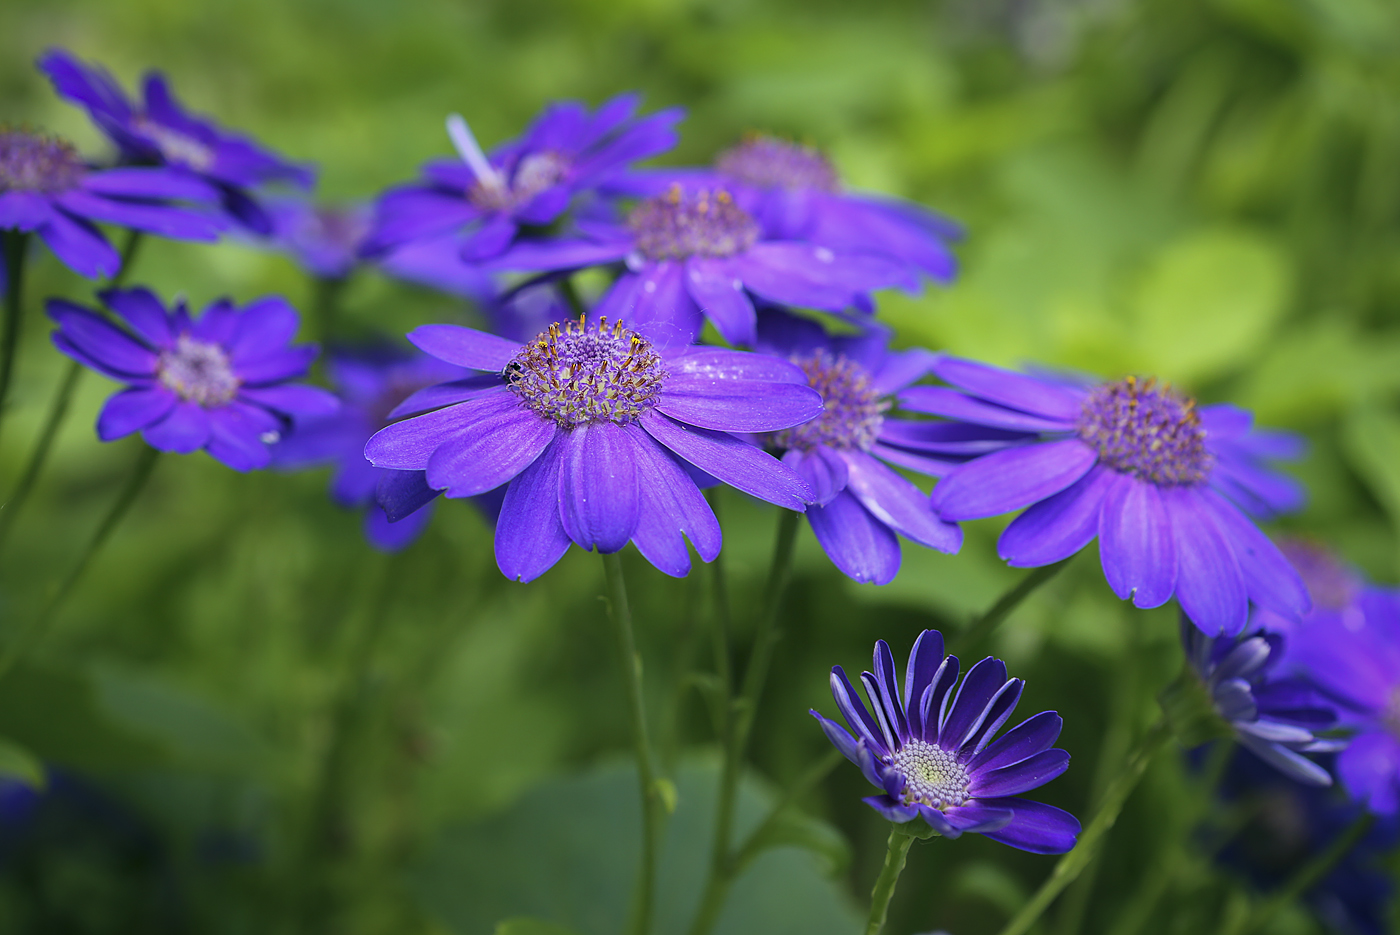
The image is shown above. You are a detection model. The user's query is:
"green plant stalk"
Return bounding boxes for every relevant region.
[997,718,1173,935]
[602,552,663,935]
[559,276,588,319]
[950,558,1071,657]
[0,231,30,451]
[0,443,160,682]
[865,827,915,935]
[733,747,843,873]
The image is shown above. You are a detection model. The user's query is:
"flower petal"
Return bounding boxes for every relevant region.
[932,440,1098,522]
[38,209,120,278]
[932,357,1085,422]
[639,410,812,510]
[656,348,822,432]
[46,299,157,376]
[97,386,177,441]
[904,630,946,738]
[376,469,442,522]
[239,384,340,418]
[557,421,641,553]
[1168,487,1247,636]
[684,257,757,346]
[142,401,211,454]
[365,388,514,470]
[494,437,573,582]
[977,798,1080,854]
[898,386,1073,434]
[424,404,558,497]
[629,431,721,576]
[842,450,961,552]
[807,490,902,585]
[969,711,1063,773]
[1098,473,1177,609]
[938,657,1008,749]
[407,323,519,372]
[99,287,172,347]
[1200,488,1310,619]
[998,464,1112,567]
[941,804,1015,835]
[969,749,1070,797]
[831,666,887,755]
[228,296,301,362]
[784,446,849,507]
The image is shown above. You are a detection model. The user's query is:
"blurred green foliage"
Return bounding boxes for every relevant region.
[1,0,1399,933]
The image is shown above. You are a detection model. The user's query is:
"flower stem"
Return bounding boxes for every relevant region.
[865,826,915,935]
[0,231,30,452]
[602,551,663,935]
[732,747,843,873]
[996,717,1173,935]
[1220,810,1375,935]
[559,275,588,318]
[950,557,1071,657]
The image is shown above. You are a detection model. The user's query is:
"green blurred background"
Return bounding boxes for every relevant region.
[2,0,1400,932]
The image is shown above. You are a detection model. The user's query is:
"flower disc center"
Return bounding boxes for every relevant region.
[507,316,666,427]
[1077,377,1211,486]
[158,335,240,406]
[627,185,760,260]
[133,116,216,172]
[0,130,86,194]
[772,350,886,452]
[470,151,569,212]
[716,135,839,192]
[891,739,970,810]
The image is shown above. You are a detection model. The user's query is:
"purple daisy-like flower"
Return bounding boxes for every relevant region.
[917,359,1310,635]
[1,128,226,277]
[263,199,372,280]
[812,630,1080,853]
[1183,619,1342,786]
[273,348,469,550]
[752,309,999,584]
[361,94,682,267]
[38,49,313,235]
[363,315,822,581]
[48,287,338,471]
[488,183,914,347]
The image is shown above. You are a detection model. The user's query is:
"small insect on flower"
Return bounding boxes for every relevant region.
[48,288,337,471]
[813,630,1080,854]
[363,314,825,581]
[915,358,1311,636]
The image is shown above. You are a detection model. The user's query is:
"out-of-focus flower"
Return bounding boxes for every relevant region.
[0,128,225,277]
[264,199,371,280]
[363,315,822,581]
[48,287,337,471]
[1181,620,1342,786]
[812,629,1080,853]
[38,49,313,235]
[273,347,468,550]
[919,359,1309,635]
[362,94,682,268]
[754,309,988,583]
[486,183,913,347]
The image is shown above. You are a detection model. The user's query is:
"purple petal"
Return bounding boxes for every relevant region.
[1099,474,1177,609]
[873,640,911,742]
[100,287,172,347]
[1199,404,1252,441]
[898,386,1073,434]
[811,710,865,771]
[363,499,434,552]
[423,403,558,497]
[57,190,224,241]
[365,388,515,470]
[1168,487,1247,637]
[932,440,1099,521]
[609,262,705,350]
[938,657,1008,749]
[205,404,275,472]
[863,796,920,824]
[97,386,177,441]
[142,401,212,454]
[1237,736,1332,786]
[0,191,55,230]
[376,469,441,522]
[916,805,963,838]
[1200,489,1310,620]
[807,490,902,585]
[495,436,573,582]
[638,411,812,510]
[959,679,1025,754]
[239,384,339,418]
[872,348,941,395]
[228,297,300,362]
[969,750,1070,797]
[656,348,822,433]
[407,323,519,371]
[977,798,1081,854]
[998,464,1112,567]
[918,656,961,744]
[842,450,961,552]
[488,236,631,273]
[684,257,757,346]
[46,300,157,376]
[941,804,1015,835]
[460,214,518,262]
[237,347,316,385]
[1338,731,1400,815]
[969,712,1064,773]
[784,446,849,507]
[557,421,641,553]
[190,298,239,344]
[629,431,721,576]
[904,630,946,737]
[390,375,506,419]
[38,209,120,278]
[81,167,220,203]
[831,666,887,754]
[932,357,1085,422]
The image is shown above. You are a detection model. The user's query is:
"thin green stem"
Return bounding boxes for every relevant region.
[733,747,843,872]
[559,276,588,319]
[112,228,143,287]
[311,275,348,342]
[0,231,30,450]
[996,718,1173,935]
[0,444,160,682]
[602,552,662,935]
[950,558,1070,658]
[865,827,915,935]
[1219,811,1375,935]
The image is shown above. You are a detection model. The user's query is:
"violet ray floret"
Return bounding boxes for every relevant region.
[812,629,1080,853]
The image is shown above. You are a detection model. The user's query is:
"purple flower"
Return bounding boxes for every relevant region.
[488,183,914,347]
[363,315,823,581]
[273,348,469,550]
[48,287,338,471]
[753,309,987,584]
[361,94,682,266]
[38,49,313,235]
[263,199,372,280]
[0,129,226,277]
[812,630,1080,854]
[918,359,1310,635]
[1183,620,1342,786]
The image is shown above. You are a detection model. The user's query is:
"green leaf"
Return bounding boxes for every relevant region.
[0,736,46,789]
[740,805,852,877]
[494,919,582,935]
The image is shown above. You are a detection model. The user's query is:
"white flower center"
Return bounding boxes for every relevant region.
[891,739,970,809]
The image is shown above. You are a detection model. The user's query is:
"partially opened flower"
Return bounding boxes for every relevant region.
[48,287,337,471]
[362,94,682,265]
[38,49,313,234]
[363,315,822,581]
[1,128,225,277]
[919,358,1310,635]
[273,347,468,550]
[754,309,1002,584]
[812,629,1079,853]
[488,183,913,347]
[1182,620,1342,786]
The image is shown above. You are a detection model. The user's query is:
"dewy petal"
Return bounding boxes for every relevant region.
[1168,487,1247,637]
[841,450,961,553]
[46,300,158,376]
[100,287,173,348]
[998,464,1112,567]
[639,410,812,510]
[629,430,722,576]
[807,491,901,585]
[656,348,822,433]
[783,446,849,507]
[977,798,1081,854]
[969,711,1064,773]
[932,357,1086,422]
[1098,473,1177,609]
[932,440,1099,521]
[365,388,515,470]
[969,750,1070,797]
[684,257,757,346]
[611,261,705,351]
[142,401,212,454]
[1200,488,1311,619]
[97,386,177,441]
[407,323,519,372]
[495,437,574,582]
[557,421,642,554]
[423,402,558,497]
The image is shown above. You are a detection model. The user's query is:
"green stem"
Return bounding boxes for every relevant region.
[1220,811,1375,935]
[559,276,588,319]
[950,558,1071,657]
[312,275,348,342]
[0,444,159,682]
[733,747,843,873]
[112,229,143,287]
[865,827,915,935]
[996,718,1173,935]
[602,552,662,935]
[0,231,29,451]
